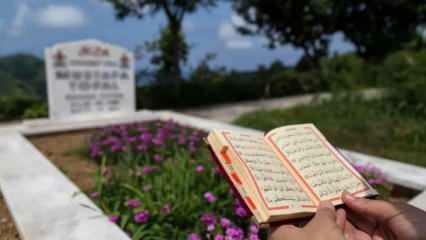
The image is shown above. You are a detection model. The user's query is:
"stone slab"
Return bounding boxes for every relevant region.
[340,150,426,191]
[0,133,130,240]
[20,110,157,136]
[409,191,426,211]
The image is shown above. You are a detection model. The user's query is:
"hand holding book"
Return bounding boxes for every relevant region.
[207,123,377,224]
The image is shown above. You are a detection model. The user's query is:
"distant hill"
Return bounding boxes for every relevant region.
[0,54,46,98]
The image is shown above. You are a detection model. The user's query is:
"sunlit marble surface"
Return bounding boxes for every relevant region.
[0,133,130,240]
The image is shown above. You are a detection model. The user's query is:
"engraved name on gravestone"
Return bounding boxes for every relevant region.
[45,39,135,120]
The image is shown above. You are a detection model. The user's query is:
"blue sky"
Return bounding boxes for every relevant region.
[0,0,355,70]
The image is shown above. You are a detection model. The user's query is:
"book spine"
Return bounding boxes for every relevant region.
[208,145,263,223]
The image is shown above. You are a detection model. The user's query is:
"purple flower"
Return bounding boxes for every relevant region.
[152,136,164,146]
[201,212,216,226]
[111,144,122,152]
[214,234,224,240]
[234,199,250,218]
[178,135,186,145]
[368,178,385,185]
[90,191,99,198]
[136,143,148,152]
[154,154,163,163]
[188,233,201,240]
[235,206,249,218]
[220,217,231,229]
[90,144,102,158]
[134,210,149,224]
[126,199,141,208]
[225,226,244,240]
[249,223,259,234]
[248,234,260,240]
[127,136,138,143]
[137,126,148,132]
[108,215,119,223]
[204,192,217,203]
[195,165,204,173]
[140,132,153,143]
[207,224,215,232]
[187,142,197,153]
[161,203,172,215]
[143,166,156,174]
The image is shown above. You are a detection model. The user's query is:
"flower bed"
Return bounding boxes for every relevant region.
[86,120,392,240]
[88,120,261,239]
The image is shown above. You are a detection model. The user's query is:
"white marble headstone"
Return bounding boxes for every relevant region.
[45,39,136,120]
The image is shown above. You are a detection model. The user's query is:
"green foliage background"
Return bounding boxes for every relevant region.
[1,49,426,120]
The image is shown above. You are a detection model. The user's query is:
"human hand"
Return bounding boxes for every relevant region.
[269,201,347,240]
[342,192,426,240]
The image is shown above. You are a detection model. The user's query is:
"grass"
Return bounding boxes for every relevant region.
[234,98,426,168]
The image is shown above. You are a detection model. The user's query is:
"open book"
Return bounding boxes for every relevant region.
[207,124,377,224]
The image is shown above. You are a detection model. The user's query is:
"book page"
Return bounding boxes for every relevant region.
[265,124,370,202]
[220,131,314,210]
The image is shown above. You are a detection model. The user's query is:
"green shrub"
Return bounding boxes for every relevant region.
[23,102,48,119]
[319,53,376,91]
[0,95,46,121]
[234,98,426,167]
[137,68,325,109]
[378,50,426,116]
[269,69,324,97]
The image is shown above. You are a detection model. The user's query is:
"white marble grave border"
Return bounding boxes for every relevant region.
[1,110,426,240]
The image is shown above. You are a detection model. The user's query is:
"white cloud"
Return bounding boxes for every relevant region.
[231,14,246,27]
[218,22,237,39]
[218,22,254,49]
[37,5,86,28]
[9,2,30,36]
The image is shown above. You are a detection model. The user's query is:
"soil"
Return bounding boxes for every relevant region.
[0,193,20,240]
[27,130,98,192]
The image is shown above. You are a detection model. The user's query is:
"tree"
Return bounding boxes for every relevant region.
[106,0,218,80]
[0,54,46,98]
[334,0,426,60]
[144,27,189,83]
[233,0,336,69]
[233,0,426,65]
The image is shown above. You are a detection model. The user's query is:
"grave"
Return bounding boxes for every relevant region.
[1,111,426,240]
[0,40,425,240]
[45,39,135,121]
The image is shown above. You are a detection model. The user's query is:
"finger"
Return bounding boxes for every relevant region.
[343,220,356,240]
[268,225,300,240]
[372,228,386,240]
[344,220,372,240]
[307,201,336,229]
[336,208,346,230]
[345,208,377,235]
[342,192,398,222]
[316,201,336,221]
